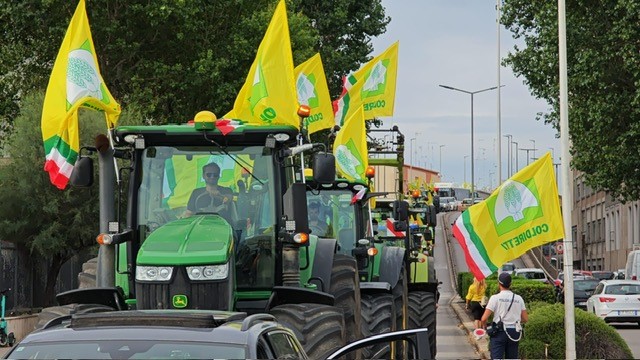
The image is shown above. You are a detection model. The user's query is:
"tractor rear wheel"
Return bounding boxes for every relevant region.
[271,303,345,360]
[78,257,97,289]
[329,254,362,345]
[408,291,437,359]
[360,293,395,359]
[35,303,114,329]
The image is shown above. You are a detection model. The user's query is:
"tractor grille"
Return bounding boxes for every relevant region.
[135,267,230,310]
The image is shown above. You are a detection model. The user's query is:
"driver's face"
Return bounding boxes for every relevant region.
[203,168,220,186]
[308,207,319,220]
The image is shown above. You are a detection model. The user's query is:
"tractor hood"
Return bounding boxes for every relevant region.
[137,215,234,266]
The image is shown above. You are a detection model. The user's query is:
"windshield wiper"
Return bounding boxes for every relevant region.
[202,132,263,185]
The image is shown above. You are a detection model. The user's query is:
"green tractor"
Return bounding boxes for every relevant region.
[37,112,361,359]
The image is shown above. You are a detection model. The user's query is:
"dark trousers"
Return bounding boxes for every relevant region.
[489,328,519,359]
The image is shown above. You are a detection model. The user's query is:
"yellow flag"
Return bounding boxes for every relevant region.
[224,0,298,127]
[41,0,121,190]
[352,41,399,118]
[294,53,334,134]
[333,108,367,181]
[452,153,564,280]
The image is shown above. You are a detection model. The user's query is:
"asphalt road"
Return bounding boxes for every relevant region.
[434,212,482,359]
[613,324,640,358]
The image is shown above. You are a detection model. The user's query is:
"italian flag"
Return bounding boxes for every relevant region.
[452,212,498,281]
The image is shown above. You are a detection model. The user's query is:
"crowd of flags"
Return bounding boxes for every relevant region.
[40,0,564,278]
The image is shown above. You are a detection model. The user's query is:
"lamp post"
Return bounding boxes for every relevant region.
[464,155,470,184]
[512,141,519,172]
[439,84,501,202]
[530,139,537,159]
[410,137,416,182]
[439,144,445,176]
[503,134,512,177]
[519,148,535,166]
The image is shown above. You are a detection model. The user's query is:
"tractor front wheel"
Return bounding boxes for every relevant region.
[408,291,437,359]
[35,303,114,330]
[360,293,395,359]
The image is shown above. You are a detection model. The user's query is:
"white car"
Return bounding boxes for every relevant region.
[586,280,640,326]
[514,268,548,283]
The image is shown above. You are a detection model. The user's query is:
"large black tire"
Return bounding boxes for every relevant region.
[329,254,362,346]
[360,293,395,359]
[35,303,115,329]
[408,291,437,359]
[271,303,345,360]
[392,268,409,359]
[78,257,97,289]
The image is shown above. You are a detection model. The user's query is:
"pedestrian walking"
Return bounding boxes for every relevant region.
[465,277,487,330]
[481,272,528,360]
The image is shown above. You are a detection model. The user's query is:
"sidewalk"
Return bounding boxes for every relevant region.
[449,293,491,359]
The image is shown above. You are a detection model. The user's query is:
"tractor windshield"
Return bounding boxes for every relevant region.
[136,145,277,288]
[306,190,370,255]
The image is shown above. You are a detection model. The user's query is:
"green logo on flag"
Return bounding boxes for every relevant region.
[172,294,188,308]
[489,179,543,236]
[335,139,364,180]
[66,46,103,110]
[296,73,319,109]
[361,59,389,98]
[250,63,268,114]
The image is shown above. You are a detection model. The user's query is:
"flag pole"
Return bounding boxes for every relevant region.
[558,0,576,358]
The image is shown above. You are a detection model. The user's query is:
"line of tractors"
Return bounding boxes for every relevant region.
[36,110,441,359]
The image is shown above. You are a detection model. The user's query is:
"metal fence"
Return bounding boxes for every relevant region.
[0,240,94,312]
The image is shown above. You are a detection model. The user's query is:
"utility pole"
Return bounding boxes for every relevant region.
[530,139,537,159]
[464,155,470,184]
[503,134,512,177]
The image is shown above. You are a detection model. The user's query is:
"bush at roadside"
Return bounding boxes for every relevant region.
[457,272,555,304]
[518,303,632,359]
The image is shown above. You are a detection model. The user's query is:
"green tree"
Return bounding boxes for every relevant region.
[1,0,389,148]
[501,0,640,201]
[292,0,390,95]
[0,92,142,305]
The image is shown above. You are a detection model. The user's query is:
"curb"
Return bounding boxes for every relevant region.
[449,294,490,359]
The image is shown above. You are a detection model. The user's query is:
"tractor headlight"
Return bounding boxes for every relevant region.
[136,266,174,282]
[186,263,229,280]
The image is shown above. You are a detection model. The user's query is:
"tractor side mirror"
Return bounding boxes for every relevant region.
[312,152,336,184]
[69,156,94,187]
[392,200,409,222]
[283,183,309,234]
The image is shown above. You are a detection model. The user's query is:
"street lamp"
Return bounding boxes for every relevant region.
[503,134,512,177]
[464,155,470,184]
[439,84,502,202]
[439,144,445,176]
[530,139,537,159]
[512,141,519,172]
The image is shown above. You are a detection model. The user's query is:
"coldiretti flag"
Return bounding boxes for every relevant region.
[352,41,399,118]
[224,0,298,127]
[41,0,121,190]
[333,108,367,181]
[452,153,563,280]
[294,53,334,134]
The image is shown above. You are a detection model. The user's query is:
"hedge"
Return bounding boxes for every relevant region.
[457,272,556,304]
[519,303,633,359]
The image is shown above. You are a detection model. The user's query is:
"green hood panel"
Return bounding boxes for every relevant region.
[138,215,233,265]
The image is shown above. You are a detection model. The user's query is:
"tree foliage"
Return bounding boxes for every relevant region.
[0,0,389,148]
[501,0,640,201]
[0,92,143,304]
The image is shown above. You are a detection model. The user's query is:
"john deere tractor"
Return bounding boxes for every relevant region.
[37,111,360,359]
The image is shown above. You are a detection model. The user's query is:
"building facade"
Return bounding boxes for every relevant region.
[571,170,640,271]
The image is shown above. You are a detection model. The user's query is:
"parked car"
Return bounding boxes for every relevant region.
[500,262,517,275]
[625,249,640,280]
[554,271,596,287]
[615,269,626,279]
[514,268,548,283]
[591,271,616,281]
[586,280,640,326]
[3,310,432,360]
[558,279,601,310]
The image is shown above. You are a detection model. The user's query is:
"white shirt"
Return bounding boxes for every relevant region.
[486,290,526,325]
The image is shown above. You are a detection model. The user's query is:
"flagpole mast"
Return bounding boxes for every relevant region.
[558,0,576,358]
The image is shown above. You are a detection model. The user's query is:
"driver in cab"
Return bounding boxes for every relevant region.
[184,162,234,218]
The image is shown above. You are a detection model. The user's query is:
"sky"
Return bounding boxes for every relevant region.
[370,1,562,193]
